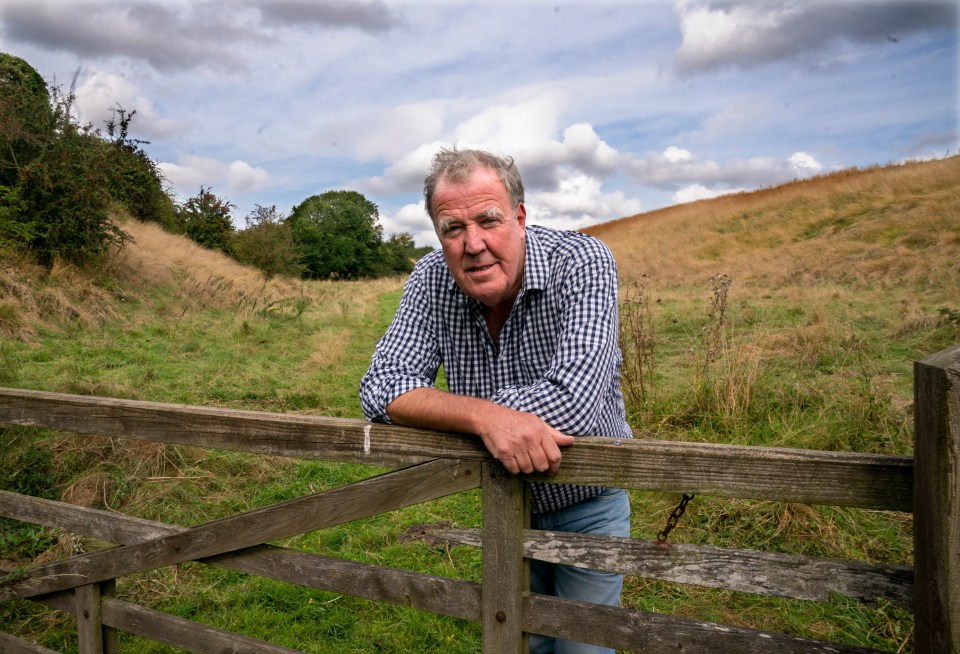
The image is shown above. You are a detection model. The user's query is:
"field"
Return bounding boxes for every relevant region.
[2,155,959,652]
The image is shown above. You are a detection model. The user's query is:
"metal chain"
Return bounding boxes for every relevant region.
[656,493,695,542]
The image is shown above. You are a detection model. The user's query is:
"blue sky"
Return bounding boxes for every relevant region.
[1,0,956,247]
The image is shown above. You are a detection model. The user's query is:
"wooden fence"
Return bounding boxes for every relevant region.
[0,343,956,653]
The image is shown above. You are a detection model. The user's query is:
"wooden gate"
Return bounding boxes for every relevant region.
[0,344,957,653]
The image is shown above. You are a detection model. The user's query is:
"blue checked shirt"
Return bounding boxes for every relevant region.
[360,225,632,513]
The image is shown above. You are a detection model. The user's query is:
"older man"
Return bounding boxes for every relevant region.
[360,147,631,654]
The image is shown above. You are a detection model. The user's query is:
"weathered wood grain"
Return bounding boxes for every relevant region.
[100,596,306,654]
[424,527,913,609]
[76,583,104,654]
[481,463,528,654]
[913,344,960,654]
[0,491,483,621]
[0,387,913,509]
[523,592,887,654]
[0,458,479,601]
[0,632,61,654]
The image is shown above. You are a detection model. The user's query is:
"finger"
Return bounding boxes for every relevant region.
[537,437,562,475]
[529,446,552,474]
[501,455,520,475]
[515,451,536,475]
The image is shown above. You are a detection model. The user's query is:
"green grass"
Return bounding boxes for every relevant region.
[3,237,958,651]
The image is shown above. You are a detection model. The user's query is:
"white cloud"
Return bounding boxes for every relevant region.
[362,96,630,198]
[788,151,823,174]
[673,0,957,75]
[380,201,437,247]
[74,70,186,139]
[630,146,823,189]
[318,102,446,161]
[672,183,743,204]
[663,146,695,163]
[453,94,565,157]
[527,174,643,230]
[159,155,272,201]
[687,98,771,141]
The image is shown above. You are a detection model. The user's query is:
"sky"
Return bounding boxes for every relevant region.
[1,0,956,248]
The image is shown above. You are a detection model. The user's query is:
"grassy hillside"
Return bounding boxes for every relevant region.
[2,157,959,652]
[587,156,959,452]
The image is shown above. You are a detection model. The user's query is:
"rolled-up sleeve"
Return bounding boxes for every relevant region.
[360,271,441,423]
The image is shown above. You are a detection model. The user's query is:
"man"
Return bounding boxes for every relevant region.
[360,147,631,654]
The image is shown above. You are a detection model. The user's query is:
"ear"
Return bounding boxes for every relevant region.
[516,202,526,232]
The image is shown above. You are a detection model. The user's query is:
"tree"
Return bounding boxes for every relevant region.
[378,232,415,275]
[1,59,126,266]
[177,186,235,253]
[0,53,53,189]
[287,190,383,279]
[101,106,177,229]
[230,204,303,279]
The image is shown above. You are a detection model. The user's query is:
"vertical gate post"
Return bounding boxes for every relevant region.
[914,344,960,654]
[481,462,528,654]
[75,583,104,654]
[101,579,119,654]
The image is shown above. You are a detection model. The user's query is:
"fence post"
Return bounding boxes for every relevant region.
[75,583,104,654]
[914,344,960,654]
[481,462,528,654]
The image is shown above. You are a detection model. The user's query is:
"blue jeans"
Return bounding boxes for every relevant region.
[528,487,631,654]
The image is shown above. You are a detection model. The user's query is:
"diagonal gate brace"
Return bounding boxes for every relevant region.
[0,458,479,601]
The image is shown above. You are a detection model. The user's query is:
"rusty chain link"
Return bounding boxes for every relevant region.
[656,493,695,542]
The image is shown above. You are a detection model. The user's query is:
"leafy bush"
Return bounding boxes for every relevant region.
[18,85,127,266]
[176,186,236,253]
[231,204,303,279]
[0,432,58,560]
[288,190,384,279]
[101,106,178,229]
[0,53,171,266]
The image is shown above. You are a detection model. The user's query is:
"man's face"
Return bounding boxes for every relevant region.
[432,167,526,312]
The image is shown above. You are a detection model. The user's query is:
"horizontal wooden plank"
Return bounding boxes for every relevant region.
[0,386,486,468]
[0,387,912,509]
[0,459,479,601]
[0,490,481,622]
[100,596,306,654]
[0,632,61,654]
[523,592,886,654]
[424,527,912,609]
[539,437,912,512]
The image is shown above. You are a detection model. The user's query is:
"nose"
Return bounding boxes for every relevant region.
[463,224,486,255]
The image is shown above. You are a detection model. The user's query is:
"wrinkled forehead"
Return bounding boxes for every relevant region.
[432,170,511,217]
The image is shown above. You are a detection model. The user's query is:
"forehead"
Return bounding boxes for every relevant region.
[432,168,511,217]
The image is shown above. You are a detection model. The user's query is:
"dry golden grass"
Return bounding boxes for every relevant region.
[0,217,330,342]
[113,218,310,311]
[584,156,960,295]
[0,252,120,340]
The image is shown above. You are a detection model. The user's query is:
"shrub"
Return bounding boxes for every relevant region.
[287,190,383,279]
[177,186,236,253]
[18,85,127,267]
[101,106,178,229]
[231,204,303,279]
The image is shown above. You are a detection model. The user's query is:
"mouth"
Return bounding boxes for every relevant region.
[465,263,496,275]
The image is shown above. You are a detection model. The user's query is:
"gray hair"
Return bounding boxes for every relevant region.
[423,147,525,221]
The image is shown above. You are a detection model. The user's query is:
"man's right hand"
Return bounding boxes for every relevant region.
[473,405,574,475]
[385,388,574,475]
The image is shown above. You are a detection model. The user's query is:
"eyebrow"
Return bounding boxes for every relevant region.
[436,207,505,236]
